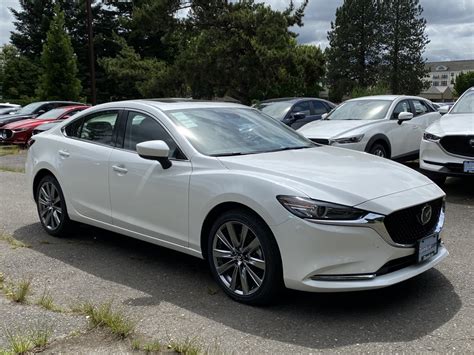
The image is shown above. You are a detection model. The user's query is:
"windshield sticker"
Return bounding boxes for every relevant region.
[173,112,198,128]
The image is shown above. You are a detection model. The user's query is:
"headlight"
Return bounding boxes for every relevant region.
[277,196,367,221]
[331,134,364,144]
[423,132,441,141]
[12,128,28,133]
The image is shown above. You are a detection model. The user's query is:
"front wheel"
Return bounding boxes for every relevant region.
[36,175,73,237]
[369,143,388,158]
[207,209,283,305]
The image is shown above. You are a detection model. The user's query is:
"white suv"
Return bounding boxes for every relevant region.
[298,95,441,161]
[420,87,474,184]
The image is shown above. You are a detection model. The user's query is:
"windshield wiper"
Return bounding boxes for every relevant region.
[211,152,248,157]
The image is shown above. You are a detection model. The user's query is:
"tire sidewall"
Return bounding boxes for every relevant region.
[207,209,283,305]
[370,143,387,158]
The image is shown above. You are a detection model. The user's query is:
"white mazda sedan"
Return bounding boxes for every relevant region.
[26,99,448,305]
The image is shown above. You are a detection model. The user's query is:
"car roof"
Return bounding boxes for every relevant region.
[260,97,327,104]
[348,95,429,101]
[92,99,249,112]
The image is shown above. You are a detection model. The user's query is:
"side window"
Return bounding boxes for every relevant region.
[123,111,185,159]
[392,100,412,119]
[312,100,328,115]
[40,104,54,113]
[411,100,429,115]
[291,101,311,116]
[64,110,118,147]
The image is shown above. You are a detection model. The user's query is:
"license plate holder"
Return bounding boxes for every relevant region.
[417,233,439,263]
[463,161,474,173]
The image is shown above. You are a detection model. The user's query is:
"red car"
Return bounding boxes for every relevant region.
[0,105,88,145]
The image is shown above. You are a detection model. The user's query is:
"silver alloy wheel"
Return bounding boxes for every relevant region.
[212,221,266,296]
[373,148,385,157]
[38,181,63,231]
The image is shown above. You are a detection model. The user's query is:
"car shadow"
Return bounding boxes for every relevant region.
[12,223,461,350]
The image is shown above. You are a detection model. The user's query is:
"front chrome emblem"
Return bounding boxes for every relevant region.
[469,138,474,147]
[419,204,432,226]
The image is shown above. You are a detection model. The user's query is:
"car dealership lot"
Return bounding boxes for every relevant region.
[0,167,473,353]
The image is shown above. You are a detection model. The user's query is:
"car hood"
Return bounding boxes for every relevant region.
[426,113,474,136]
[0,114,36,127]
[297,119,381,139]
[2,118,54,130]
[217,147,435,207]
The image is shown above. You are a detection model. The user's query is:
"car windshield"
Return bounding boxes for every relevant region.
[36,107,68,119]
[17,102,44,115]
[166,107,313,156]
[327,100,392,120]
[258,102,293,120]
[451,91,474,114]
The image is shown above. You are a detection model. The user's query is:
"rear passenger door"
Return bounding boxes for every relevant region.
[406,99,442,152]
[108,110,192,246]
[58,110,121,223]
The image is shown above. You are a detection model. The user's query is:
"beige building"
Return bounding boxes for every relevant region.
[421,59,474,102]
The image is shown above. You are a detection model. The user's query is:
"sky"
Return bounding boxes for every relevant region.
[0,0,473,62]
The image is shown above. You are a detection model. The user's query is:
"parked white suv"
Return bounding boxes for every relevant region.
[420,87,474,184]
[298,95,441,161]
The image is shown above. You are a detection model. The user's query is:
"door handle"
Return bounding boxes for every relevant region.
[112,165,128,174]
[58,150,70,158]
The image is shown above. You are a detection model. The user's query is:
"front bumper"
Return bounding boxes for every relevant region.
[271,186,447,292]
[420,139,474,177]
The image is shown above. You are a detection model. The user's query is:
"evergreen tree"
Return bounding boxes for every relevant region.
[326,0,381,101]
[36,5,82,100]
[454,71,474,96]
[380,0,429,94]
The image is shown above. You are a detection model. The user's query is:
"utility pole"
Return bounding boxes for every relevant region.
[86,0,96,105]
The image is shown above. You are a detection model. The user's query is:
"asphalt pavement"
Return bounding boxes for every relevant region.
[0,164,473,353]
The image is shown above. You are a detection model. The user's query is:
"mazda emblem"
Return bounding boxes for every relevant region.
[469,138,474,147]
[419,204,432,226]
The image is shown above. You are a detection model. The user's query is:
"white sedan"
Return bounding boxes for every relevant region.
[26,100,448,304]
[420,87,474,184]
[298,95,441,160]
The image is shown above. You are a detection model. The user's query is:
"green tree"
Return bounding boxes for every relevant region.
[36,5,82,100]
[380,0,429,94]
[454,71,474,96]
[326,0,381,101]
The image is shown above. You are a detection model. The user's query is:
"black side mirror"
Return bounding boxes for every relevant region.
[292,112,306,121]
[37,109,46,115]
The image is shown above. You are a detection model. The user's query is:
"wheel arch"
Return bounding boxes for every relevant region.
[365,134,392,158]
[32,168,58,202]
[200,201,280,261]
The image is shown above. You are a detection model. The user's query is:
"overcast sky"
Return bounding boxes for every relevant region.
[1,0,473,62]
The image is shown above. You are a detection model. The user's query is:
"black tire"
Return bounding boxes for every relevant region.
[207,209,283,305]
[369,143,388,158]
[36,175,73,237]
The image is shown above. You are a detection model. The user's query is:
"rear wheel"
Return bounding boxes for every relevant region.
[36,175,72,237]
[207,209,283,305]
[369,143,388,158]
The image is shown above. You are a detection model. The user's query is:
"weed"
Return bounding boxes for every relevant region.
[4,279,31,303]
[168,337,201,355]
[36,290,62,312]
[3,325,51,354]
[75,301,135,338]
[0,166,25,173]
[0,146,20,157]
[0,233,30,249]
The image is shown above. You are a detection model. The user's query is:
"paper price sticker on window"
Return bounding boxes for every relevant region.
[173,112,198,128]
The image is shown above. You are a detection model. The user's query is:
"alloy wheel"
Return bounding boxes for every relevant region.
[212,221,266,296]
[38,181,63,231]
[373,148,385,157]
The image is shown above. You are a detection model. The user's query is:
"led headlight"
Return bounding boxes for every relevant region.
[423,132,441,142]
[277,196,367,221]
[331,134,364,144]
[12,128,28,133]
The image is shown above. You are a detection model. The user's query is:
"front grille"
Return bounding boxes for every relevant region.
[310,138,330,145]
[0,129,12,140]
[384,198,443,245]
[440,135,474,157]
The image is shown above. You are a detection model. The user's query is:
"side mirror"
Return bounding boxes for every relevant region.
[397,112,413,125]
[37,109,46,115]
[62,115,70,120]
[438,105,450,115]
[321,113,328,120]
[292,112,306,121]
[136,140,172,169]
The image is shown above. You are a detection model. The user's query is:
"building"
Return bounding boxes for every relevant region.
[421,59,474,102]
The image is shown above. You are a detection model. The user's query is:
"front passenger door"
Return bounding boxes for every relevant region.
[109,111,192,246]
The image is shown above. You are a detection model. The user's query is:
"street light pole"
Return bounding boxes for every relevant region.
[86,0,96,105]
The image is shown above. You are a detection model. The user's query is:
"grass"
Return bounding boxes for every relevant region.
[0,146,21,157]
[2,325,52,354]
[36,290,62,312]
[0,233,30,249]
[168,337,202,355]
[0,166,25,173]
[3,279,31,303]
[74,301,135,338]
[131,339,162,353]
